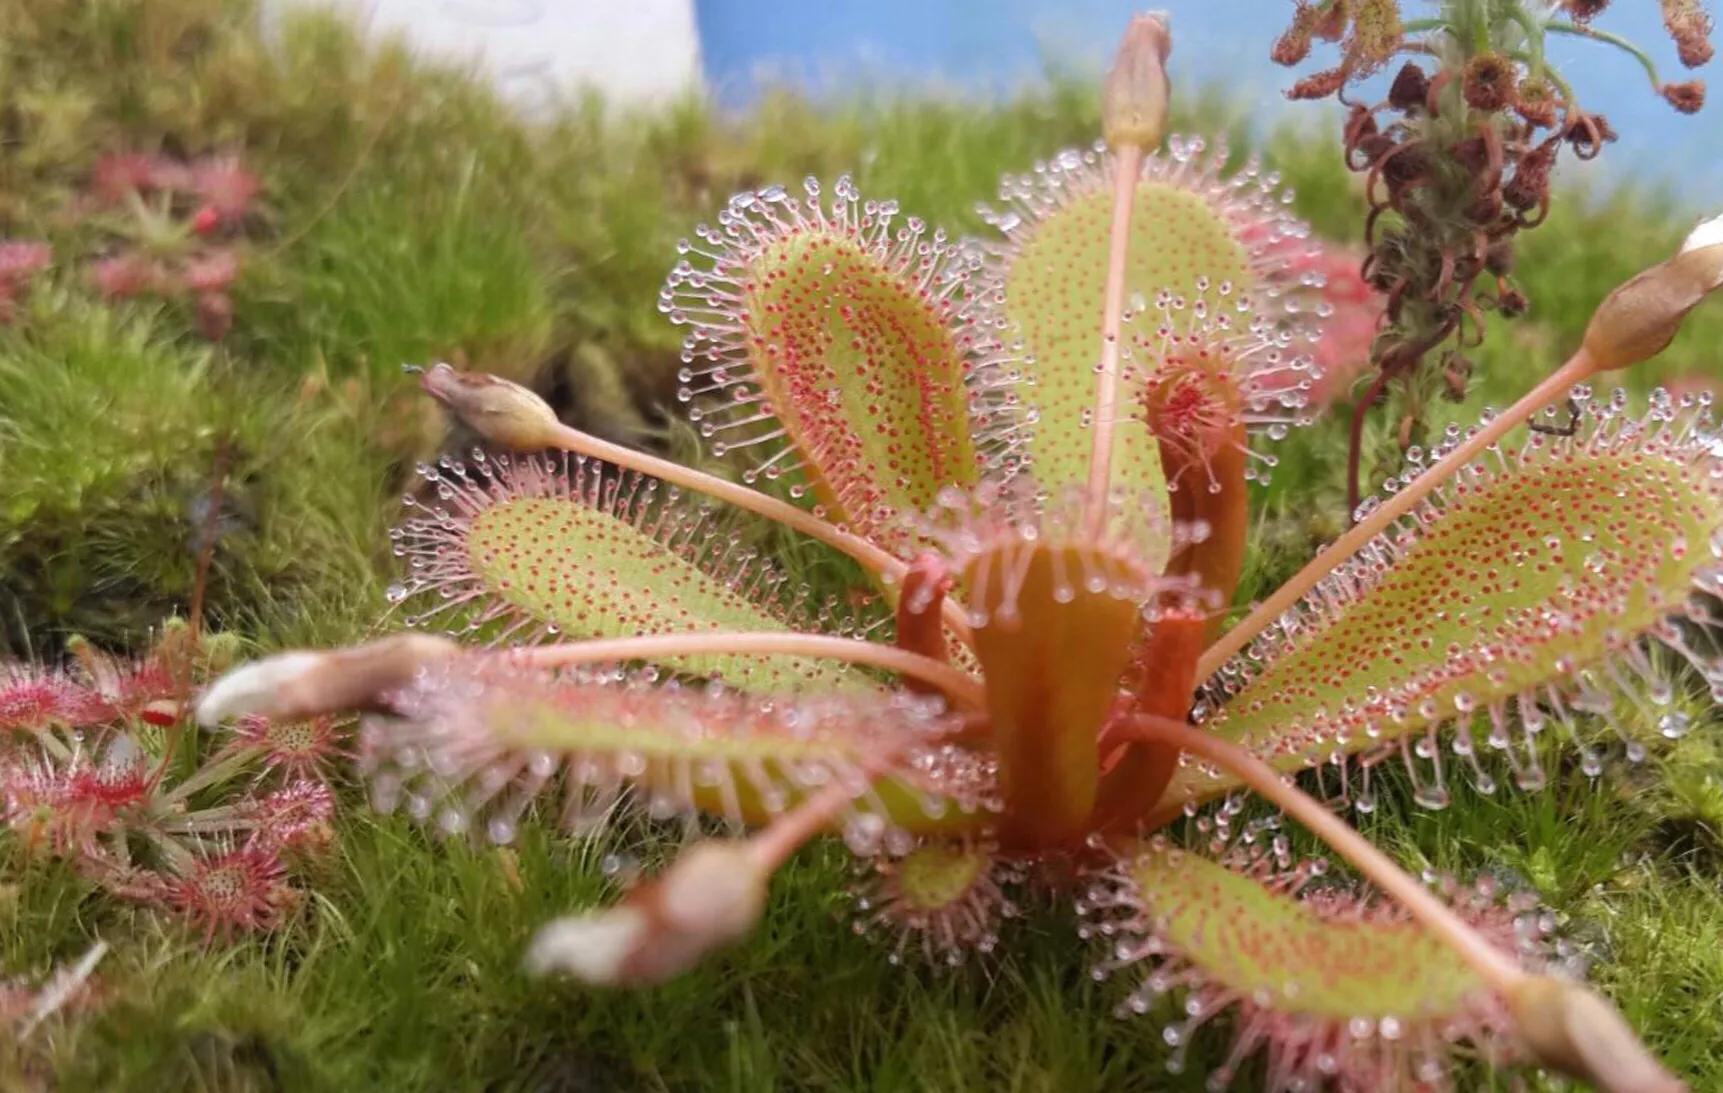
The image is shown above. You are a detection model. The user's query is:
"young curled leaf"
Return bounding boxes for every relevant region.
[1168,390,1723,813]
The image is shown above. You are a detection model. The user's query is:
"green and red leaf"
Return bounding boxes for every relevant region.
[1089,840,1540,1088]
[389,454,872,691]
[973,140,1317,497]
[1169,395,1723,811]
[664,179,985,547]
[362,657,994,844]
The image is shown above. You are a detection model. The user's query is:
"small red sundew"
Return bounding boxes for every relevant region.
[181,250,240,294]
[0,240,51,285]
[189,158,261,224]
[89,152,161,204]
[82,652,184,721]
[157,841,297,939]
[1081,835,1559,1092]
[229,713,350,782]
[0,664,106,732]
[1,745,149,856]
[88,253,163,301]
[359,656,993,851]
[244,780,336,852]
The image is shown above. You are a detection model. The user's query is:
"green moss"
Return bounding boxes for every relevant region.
[0,297,382,654]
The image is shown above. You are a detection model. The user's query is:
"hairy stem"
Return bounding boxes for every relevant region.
[1121,714,1526,994]
[1344,365,1394,522]
[1197,348,1596,679]
[1085,142,1145,527]
[543,422,975,647]
[513,632,985,711]
[1544,21,1663,89]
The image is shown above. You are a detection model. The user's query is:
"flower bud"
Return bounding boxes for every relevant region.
[525,840,769,986]
[1582,212,1723,370]
[196,634,459,726]
[417,363,561,449]
[1506,975,1688,1093]
[1101,13,1171,151]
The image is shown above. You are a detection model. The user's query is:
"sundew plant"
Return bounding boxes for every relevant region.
[190,9,1723,1093]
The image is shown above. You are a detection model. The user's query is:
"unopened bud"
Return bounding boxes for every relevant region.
[1507,976,1688,1093]
[1101,13,1171,150]
[417,362,561,449]
[196,634,459,726]
[525,840,769,986]
[1582,212,1723,370]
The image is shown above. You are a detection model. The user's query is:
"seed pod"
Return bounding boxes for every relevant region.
[1388,61,1428,111]
[1462,53,1514,111]
[1661,80,1706,114]
[418,363,562,449]
[1101,13,1172,150]
[1507,977,1688,1093]
[1583,213,1723,370]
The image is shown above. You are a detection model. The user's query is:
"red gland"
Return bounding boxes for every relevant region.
[191,205,222,236]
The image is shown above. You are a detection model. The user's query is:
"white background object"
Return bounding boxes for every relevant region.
[265,0,703,111]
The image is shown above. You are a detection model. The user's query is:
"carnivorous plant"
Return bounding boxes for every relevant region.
[198,12,1723,1091]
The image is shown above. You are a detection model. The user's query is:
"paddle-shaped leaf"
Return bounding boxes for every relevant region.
[663,177,988,547]
[851,836,1025,965]
[972,139,1320,495]
[389,452,871,691]
[1086,840,1547,1090]
[361,657,995,846]
[1168,391,1723,812]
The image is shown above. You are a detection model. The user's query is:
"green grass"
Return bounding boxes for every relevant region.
[1,0,1721,1089]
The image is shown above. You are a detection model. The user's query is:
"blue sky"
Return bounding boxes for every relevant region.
[694,0,1720,206]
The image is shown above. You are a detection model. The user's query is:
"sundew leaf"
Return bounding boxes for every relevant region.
[388,452,873,692]
[361,658,995,845]
[1088,841,1535,1089]
[852,837,1025,965]
[664,178,984,547]
[973,139,1316,496]
[1168,392,1723,811]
